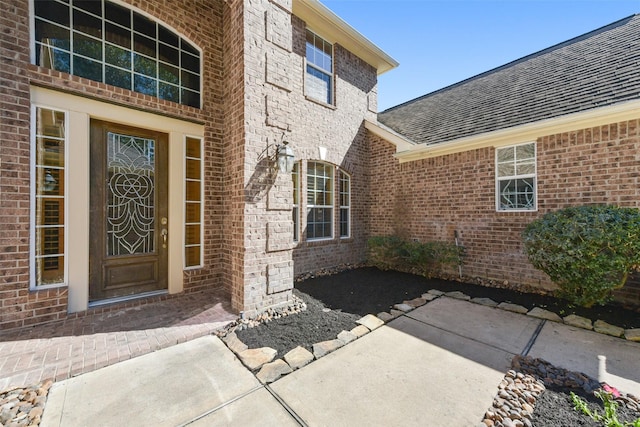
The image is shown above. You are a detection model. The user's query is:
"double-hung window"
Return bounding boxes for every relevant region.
[305,30,333,105]
[496,142,537,211]
[307,162,334,240]
[339,170,350,238]
[32,107,67,288]
[33,0,201,107]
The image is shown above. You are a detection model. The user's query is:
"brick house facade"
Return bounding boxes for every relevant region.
[371,14,640,306]
[2,2,639,332]
[0,0,396,330]
[367,119,640,305]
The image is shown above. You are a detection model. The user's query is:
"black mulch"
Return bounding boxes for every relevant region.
[235,267,640,425]
[295,267,640,329]
[532,385,640,426]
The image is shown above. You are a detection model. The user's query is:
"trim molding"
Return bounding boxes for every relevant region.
[393,99,640,163]
[293,0,398,75]
[364,119,416,151]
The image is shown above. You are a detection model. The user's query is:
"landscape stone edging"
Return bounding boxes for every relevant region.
[373,290,639,343]
[217,287,638,384]
[221,320,374,383]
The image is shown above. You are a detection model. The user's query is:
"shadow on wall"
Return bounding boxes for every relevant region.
[244,153,277,204]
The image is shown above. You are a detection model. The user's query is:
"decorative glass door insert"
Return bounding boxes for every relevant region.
[107,132,156,256]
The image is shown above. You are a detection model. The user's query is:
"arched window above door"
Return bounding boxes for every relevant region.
[33,0,202,108]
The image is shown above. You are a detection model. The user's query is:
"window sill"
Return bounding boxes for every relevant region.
[496,208,538,213]
[305,95,336,110]
[30,282,67,291]
[306,237,335,244]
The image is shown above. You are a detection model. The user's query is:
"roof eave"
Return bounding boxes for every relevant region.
[394,99,640,163]
[364,119,416,152]
[292,0,399,75]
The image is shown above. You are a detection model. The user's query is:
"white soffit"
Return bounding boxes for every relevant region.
[293,0,398,75]
[364,119,416,152]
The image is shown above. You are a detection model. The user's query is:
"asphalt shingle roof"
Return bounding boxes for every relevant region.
[378,14,640,146]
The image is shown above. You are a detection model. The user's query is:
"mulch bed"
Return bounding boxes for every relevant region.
[235,266,640,426]
[296,267,640,329]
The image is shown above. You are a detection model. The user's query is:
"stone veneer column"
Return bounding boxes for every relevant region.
[240,0,296,315]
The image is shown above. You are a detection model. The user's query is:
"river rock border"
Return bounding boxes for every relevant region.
[0,380,51,427]
[478,355,640,427]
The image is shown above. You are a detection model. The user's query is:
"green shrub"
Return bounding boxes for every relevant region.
[367,236,464,278]
[522,205,640,307]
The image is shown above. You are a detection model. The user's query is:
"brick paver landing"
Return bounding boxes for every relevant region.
[0,289,237,391]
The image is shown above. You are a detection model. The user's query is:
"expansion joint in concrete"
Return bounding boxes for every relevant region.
[521,319,546,357]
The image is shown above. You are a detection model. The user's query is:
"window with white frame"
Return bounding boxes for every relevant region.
[33,0,201,108]
[307,162,334,240]
[32,107,67,288]
[184,136,202,268]
[305,30,333,105]
[292,162,300,242]
[496,142,537,211]
[339,170,350,238]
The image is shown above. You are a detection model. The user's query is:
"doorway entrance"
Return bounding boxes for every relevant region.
[89,120,169,302]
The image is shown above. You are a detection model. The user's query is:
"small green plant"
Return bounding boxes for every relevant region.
[522,205,640,307]
[571,386,640,427]
[367,236,463,278]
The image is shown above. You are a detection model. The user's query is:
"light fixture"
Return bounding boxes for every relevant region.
[276,141,295,174]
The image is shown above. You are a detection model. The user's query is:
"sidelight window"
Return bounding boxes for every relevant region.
[184,136,203,268]
[32,107,67,288]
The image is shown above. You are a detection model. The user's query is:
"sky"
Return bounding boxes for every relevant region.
[320,0,640,112]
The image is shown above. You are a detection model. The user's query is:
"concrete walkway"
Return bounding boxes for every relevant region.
[38,297,640,427]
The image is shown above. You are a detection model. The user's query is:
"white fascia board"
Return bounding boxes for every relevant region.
[364,119,416,152]
[395,99,640,163]
[293,0,399,75]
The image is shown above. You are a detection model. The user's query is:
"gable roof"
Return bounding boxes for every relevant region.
[378,14,640,146]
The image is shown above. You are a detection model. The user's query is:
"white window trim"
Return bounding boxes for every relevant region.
[30,104,69,290]
[292,162,300,243]
[339,169,351,239]
[183,135,203,269]
[306,161,334,242]
[304,29,334,106]
[31,85,205,312]
[495,142,538,212]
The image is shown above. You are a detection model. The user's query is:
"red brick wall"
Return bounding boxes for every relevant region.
[1,0,68,329]
[221,0,247,311]
[0,0,227,330]
[289,15,377,276]
[368,119,640,304]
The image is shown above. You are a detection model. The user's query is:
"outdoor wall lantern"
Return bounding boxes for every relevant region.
[276,141,295,174]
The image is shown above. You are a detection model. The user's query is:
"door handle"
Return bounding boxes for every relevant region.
[161,228,168,248]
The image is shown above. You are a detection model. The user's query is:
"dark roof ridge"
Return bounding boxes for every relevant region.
[381,13,639,114]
